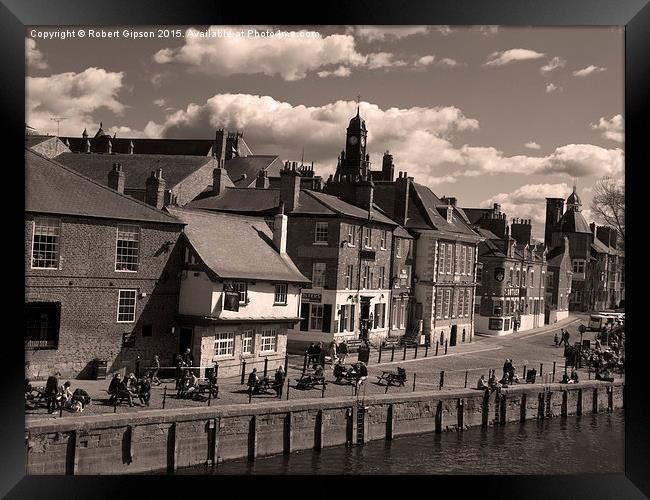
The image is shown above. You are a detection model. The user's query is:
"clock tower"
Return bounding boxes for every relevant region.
[335,101,371,182]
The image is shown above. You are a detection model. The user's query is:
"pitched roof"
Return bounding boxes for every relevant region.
[62,137,215,156]
[302,190,396,225]
[409,183,480,237]
[166,206,309,283]
[559,210,591,234]
[226,155,283,187]
[25,149,182,225]
[189,188,281,213]
[55,153,213,191]
[462,208,493,225]
[25,135,52,148]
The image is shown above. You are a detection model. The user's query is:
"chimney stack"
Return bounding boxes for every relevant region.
[355,180,374,216]
[394,173,411,226]
[510,217,532,246]
[273,202,288,254]
[382,151,394,182]
[213,129,227,166]
[212,165,230,197]
[108,162,125,193]
[85,139,91,153]
[255,169,270,188]
[128,140,134,154]
[145,168,166,209]
[279,162,301,212]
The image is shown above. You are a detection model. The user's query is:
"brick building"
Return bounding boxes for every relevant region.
[545,236,573,324]
[545,186,624,311]
[465,205,546,335]
[326,108,480,347]
[25,149,185,379]
[166,206,309,378]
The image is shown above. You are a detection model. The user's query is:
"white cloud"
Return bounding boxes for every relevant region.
[26,67,126,136]
[365,52,407,69]
[153,98,167,107]
[590,114,624,142]
[154,26,369,81]
[26,38,48,70]
[573,65,606,77]
[437,58,464,68]
[481,183,572,238]
[348,26,429,42]
[140,93,622,186]
[414,55,435,67]
[524,142,541,150]
[484,48,545,67]
[540,56,566,74]
[546,83,562,93]
[317,66,352,78]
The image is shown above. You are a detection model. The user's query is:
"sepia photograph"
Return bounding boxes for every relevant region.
[22,21,630,478]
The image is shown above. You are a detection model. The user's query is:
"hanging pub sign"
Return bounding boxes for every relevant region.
[302,293,322,303]
[122,331,136,348]
[494,267,505,282]
[223,282,240,312]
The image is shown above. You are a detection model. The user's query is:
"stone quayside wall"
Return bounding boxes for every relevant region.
[26,381,623,474]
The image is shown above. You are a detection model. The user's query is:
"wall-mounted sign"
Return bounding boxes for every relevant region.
[494,267,505,282]
[122,332,136,348]
[360,250,376,261]
[302,293,322,303]
[223,291,240,311]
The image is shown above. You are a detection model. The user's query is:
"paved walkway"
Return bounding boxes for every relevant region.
[27,314,620,421]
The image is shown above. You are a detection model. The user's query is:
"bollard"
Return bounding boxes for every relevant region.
[285,354,289,375]
[464,370,468,389]
[523,365,527,382]
[249,389,252,404]
[415,343,419,359]
[286,379,291,400]
[264,357,269,378]
[552,362,556,383]
[302,352,308,375]
[435,341,439,356]
[439,371,445,390]
[378,344,383,364]
[214,363,219,385]
[162,386,167,409]
[391,345,395,362]
[403,344,407,361]
[425,343,429,357]
[413,373,417,392]
[539,363,543,378]
[321,382,326,398]
[445,340,448,355]
[241,360,247,385]
[207,380,212,407]
[112,397,116,414]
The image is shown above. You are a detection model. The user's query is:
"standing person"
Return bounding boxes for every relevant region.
[183,348,194,367]
[328,340,338,368]
[554,332,559,347]
[151,355,161,383]
[44,372,61,413]
[307,342,316,368]
[318,342,326,368]
[564,330,571,347]
[247,368,260,395]
[274,366,285,399]
[507,359,516,384]
[338,340,348,364]
[175,354,185,390]
[502,359,510,381]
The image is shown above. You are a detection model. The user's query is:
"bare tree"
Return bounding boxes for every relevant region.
[590,176,624,241]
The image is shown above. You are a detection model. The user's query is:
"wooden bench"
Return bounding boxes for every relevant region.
[377,368,407,387]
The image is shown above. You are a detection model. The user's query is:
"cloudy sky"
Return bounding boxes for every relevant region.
[26,25,624,240]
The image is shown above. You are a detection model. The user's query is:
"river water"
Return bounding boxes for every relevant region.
[177,410,624,475]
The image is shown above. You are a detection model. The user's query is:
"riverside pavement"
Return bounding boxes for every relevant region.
[27,313,619,421]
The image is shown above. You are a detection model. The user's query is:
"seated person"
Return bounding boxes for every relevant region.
[247,368,260,393]
[560,373,571,384]
[61,381,73,405]
[355,362,368,387]
[178,370,192,396]
[117,378,135,406]
[333,362,347,382]
[488,374,502,390]
[126,373,138,391]
[136,377,151,405]
[476,375,488,390]
[570,370,579,383]
[72,388,91,409]
[314,365,324,379]
[184,372,200,396]
[108,374,122,401]
[595,368,614,383]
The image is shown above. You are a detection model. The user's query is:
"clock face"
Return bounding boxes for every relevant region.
[348,136,358,146]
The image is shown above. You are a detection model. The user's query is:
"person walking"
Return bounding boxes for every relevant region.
[151,354,160,383]
[44,372,62,414]
[328,340,338,368]
[307,342,317,368]
[318,342,326,368]
[554,332,559,347]
[247,368,260,395]
[175,354,184,390]
[338,340,348,364]
[274,366,285,399]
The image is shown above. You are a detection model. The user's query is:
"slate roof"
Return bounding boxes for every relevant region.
[546,246,570,268]
[25,149,182,225]
[303,190,396,225]
[25,135,52,148]
[226,156,283,187]
[462,208,493,225]
[559,210,591,234]
[409,183,480,238]
[189,188,281,213]
[55,153,213,191]
[62,137,215,156]
[165,206,309,283]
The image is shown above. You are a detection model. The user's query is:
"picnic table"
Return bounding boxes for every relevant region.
[376,367,407,387]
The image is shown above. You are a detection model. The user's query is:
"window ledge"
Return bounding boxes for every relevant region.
[313,242,329,246]
[213,355,236,361]
[259,351,277,356]
[115,270,139,273]
[273,302,287,306]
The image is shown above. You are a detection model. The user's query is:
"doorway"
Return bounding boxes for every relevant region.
[359,297,371,341]
[450,324,458,347]
[179,327,193,354]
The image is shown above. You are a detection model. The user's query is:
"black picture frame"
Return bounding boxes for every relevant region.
[3,1,647,497]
